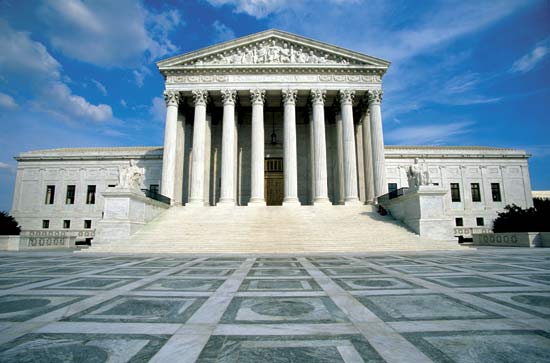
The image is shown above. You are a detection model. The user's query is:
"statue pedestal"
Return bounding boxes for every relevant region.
[381,186,455,241]
[93,188,169,249]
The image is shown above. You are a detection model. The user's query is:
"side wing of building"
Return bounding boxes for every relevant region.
[11,147,163,238]
[384,146,533,237]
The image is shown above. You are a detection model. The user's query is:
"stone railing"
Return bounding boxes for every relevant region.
[16,230,79,250]
[454,227,492,238]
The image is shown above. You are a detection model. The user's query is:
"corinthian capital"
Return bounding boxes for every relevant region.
[282,89,298,105]
[367,89,383,105]
[221,89,237,105]
[163,90,180,107]
[250,89,266,105]
[338,89,355,105]
[192,90,209,106]
[310,89,326,105]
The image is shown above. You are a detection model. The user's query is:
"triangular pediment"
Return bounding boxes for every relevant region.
[157,29,390,69]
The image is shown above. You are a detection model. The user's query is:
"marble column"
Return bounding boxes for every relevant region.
[219,89,237,205]
[188,89,208,205]
[361,102,375,204]
[173,106,186,205]
[310,89,330,204]
[335,111,345,204]
[249,89,266,205]
[339,89,360,204]
[161,90,180,203]
[368,89,387,202]
[282,89,300,205]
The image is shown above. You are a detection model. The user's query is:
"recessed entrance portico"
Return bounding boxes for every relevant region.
[156,30,390,207]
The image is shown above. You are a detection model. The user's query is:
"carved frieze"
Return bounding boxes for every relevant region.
[165,74,382,84]
[188,38,356,66]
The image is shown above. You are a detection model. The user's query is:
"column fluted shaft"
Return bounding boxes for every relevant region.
[310,89,330,204]
[189,90,208,205]
[161,90,180,203]
[174,107,186,205]
[249,89,266,205]
[339,89,360,204]
[335,112,345,204]
[368,89,387,201]
[282,89,299,205]
[219,90,237,205]
[361,104,375,204]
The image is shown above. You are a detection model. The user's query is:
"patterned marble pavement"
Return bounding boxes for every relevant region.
[0,249,549,362]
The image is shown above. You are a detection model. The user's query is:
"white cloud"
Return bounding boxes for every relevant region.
[212,20,236,42]
[90,79,107,96]
[120,99,127,107]
[386,121,475,145]
[0,162,12,170]
[206,0,288,18]
[0,20,60,82]
[39,0,183,68]
[132,66,151,88]
[32,81,113,123]
[0,92,18,109]
[511,39,550,73]
[149,96,166,123]
[0,21,113,124]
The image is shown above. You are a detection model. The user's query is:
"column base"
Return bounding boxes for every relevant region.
[217,199,236,207]
[344,197,361,206]
[248,199,266,206]
[187,199,206,207]
[283,198,300,207]
[313,197,331,205]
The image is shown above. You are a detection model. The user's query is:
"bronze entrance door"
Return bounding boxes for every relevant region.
[265,158,284,206]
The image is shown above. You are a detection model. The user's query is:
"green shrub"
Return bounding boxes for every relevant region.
[492,198,550,232]
[0,211,21,235]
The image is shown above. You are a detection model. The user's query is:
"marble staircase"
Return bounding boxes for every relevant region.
[87,205,464,253]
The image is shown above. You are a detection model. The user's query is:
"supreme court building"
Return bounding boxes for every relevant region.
[157,29,388,207]
[8,30,534,252]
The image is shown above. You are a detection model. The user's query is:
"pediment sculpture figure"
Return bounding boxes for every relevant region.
[118,160,145,191]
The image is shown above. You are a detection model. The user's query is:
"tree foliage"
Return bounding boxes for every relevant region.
[492,198,550,233]
[0,211,21,235]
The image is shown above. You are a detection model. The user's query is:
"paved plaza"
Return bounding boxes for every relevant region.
[0,249,549,362]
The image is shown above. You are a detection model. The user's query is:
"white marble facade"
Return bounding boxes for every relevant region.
[9,30,535,240]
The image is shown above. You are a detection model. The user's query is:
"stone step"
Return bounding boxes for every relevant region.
[87,205,463,253]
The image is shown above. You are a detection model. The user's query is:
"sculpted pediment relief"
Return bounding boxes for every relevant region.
[158,30,390,69]
[189,38,354,66]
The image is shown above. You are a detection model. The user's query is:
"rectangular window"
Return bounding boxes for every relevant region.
[476,217,484,226]
[455,217,463,227]
[42,220,50,229]
[108,184,116,188]
[149,184,159,194]
[433,182,439,186]
[86,185,96,204]
[491,183,502,202]
[65,185,76,204]
[63,220,71,229]
[84,220,92,229]
[450,183,461,202]
[471,183,481,202]
[45,185,55,204]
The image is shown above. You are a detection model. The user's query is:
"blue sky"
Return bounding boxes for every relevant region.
[0,0,549,212]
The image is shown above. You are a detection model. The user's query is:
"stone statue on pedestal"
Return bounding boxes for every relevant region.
[407,158,431,189]
[118,160,144,191]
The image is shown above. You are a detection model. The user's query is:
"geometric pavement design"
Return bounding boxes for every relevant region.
[0,248,549,362]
